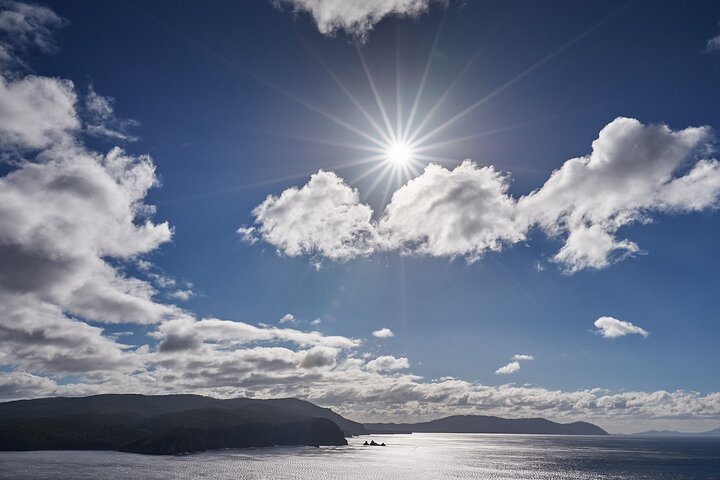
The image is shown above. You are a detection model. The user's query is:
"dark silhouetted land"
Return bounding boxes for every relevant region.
[0,395,610,455]
[364,415,608,435]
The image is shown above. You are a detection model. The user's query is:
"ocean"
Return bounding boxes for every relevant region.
[0,433,718,479]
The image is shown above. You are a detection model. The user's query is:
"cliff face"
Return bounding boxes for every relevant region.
[0,395,350,455]
[120,419,347,455]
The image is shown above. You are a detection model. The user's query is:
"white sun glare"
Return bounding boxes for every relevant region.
[386,141,413,166]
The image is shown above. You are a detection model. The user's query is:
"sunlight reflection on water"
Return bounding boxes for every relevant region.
[0,434,719,480]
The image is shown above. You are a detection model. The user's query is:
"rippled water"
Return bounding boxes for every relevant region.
[1,434,719,479]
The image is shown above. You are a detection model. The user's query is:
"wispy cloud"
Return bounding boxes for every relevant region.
[84,84,140,142]
[594,316,649,339]
[0,0,64,69]
[705,33,720,52]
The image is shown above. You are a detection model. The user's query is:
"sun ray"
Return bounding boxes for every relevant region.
[403,11,447,142]
[241,127,387,154]
[395,28,403,143]
[348,158,392,185]
[412,0,638,147]
[301,38,393,145]
[122,4,389,150]
[356,44,397,142]
[362,163,395,199]
[406,38,489,145]
[413,153,459,165]
[331,154,388,171]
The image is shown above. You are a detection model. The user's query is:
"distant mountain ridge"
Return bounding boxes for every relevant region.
[632,427,720,437]
[365,414,608,435]
[0,395,609,455]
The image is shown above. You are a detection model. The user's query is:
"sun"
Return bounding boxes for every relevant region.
[386,140,414,166]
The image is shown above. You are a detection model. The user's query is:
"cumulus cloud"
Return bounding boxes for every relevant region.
[378,161,522,261]
[0,0,177,382]
[518,117,718,273]
[0,75,79,149]
[168,289,194,301]
[372,327,394,338]
[272,0,436,37]
[244,118,720,273]
[364,355,409,371]
[0,0,63,69]
[242,170,376,260]
[495,361,520,375]
[0,293,136,374]
[495,353,533,375]
[279,313,296,324]
[594,316,649,339]
[0,145,174,324]
[300,346,338,368]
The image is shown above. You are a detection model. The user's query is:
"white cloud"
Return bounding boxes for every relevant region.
[518,117,718,273]
[706,33,720,52]
[364,355,409,371]
[495,361,520,375]
[300,346,338,368]
[0,75,79,149]
[245,118,720,273]
[84,85,139,142]
[242,170,377,260]
[169,289,194,301]
[594,316,649,339]
[157,316,360,351]
[0,0,63,69]
[310,317,322,326]
[511,354,534,361]
[372,327,394,338]
[279,313,296,324]
[0,145,174,324]
[377,161,522,261]
[272,0,436,37]
[496,353,534,375]
[0,0,176,378]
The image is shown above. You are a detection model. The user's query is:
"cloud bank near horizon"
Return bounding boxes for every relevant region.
[241,117,720,273]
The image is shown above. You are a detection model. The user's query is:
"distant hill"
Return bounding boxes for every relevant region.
[632,427,720,437]
[0,394,367,436]
[0,394,362,455]
[364,415,608,435]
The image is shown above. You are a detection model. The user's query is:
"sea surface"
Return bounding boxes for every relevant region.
[0,433,718,479]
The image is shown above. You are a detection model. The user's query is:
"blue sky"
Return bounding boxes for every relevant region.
[1,0,720,433]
